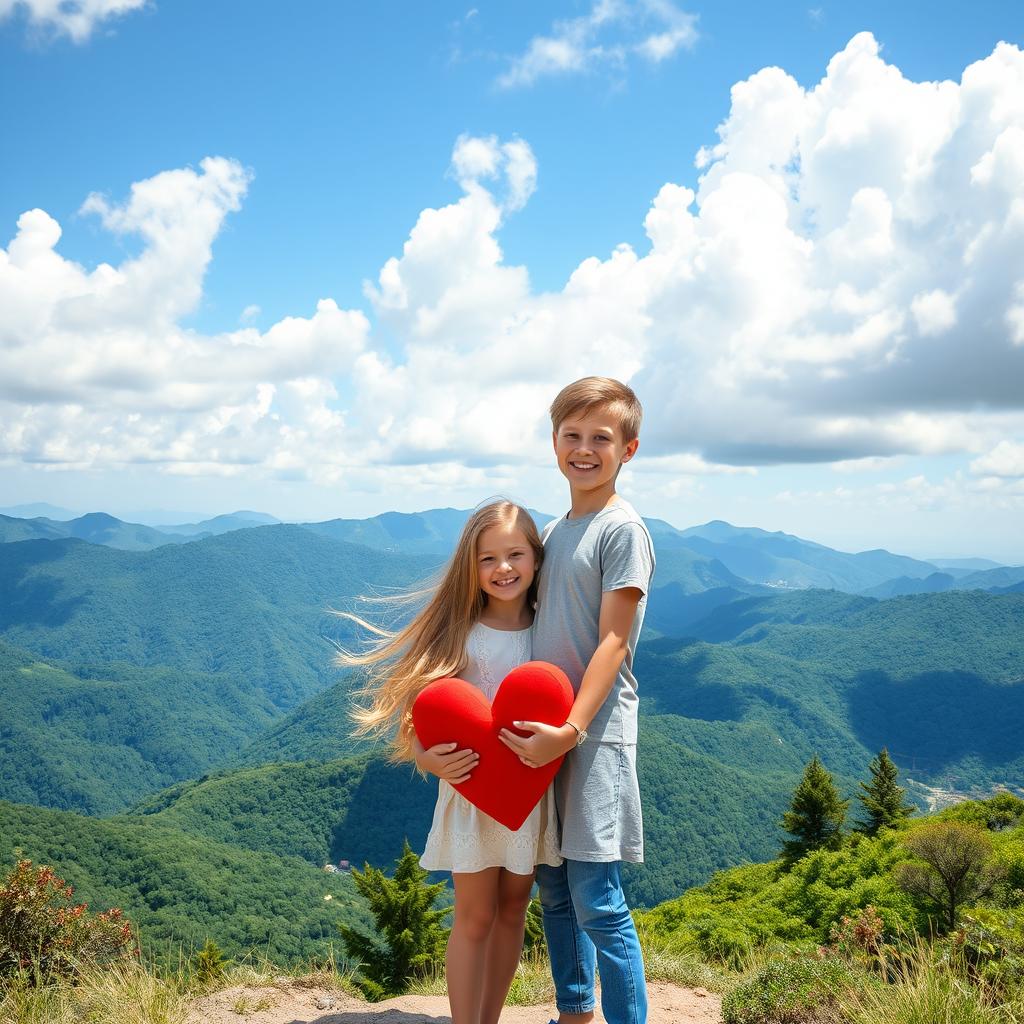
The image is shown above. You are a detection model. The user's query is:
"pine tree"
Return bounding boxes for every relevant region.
[781,756,849,866]
[339,840,449,1000]
[192,937,229,984]
[857,748,915,835]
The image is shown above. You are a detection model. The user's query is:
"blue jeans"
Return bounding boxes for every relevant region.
[536,860,647,1024]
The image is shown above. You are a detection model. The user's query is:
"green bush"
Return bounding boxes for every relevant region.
[0,859,136,983]
[641,830,923,963]
[950,907,1024,999]
[339,841,449,1000]
[721,954,853,1024]
[191,937,230,985]
[523,896,545,953]
[838,944,1011,1024]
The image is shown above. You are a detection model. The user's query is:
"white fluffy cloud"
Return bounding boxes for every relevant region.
[496,0,698,89]
[971,440,1024,478]
[629,34,1024,467]
[0,0,146,42]
[3,35,1024,503]
[0,158,368,478]
[357,34,1024,477]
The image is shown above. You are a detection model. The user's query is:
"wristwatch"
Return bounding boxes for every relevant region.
[564,720,588,746]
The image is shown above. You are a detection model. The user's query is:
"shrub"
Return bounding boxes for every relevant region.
[339,840,448,1000]
[839,942,1010,1024]
[190,938,230,986]
[0,859,136,983]
[523,896,545,953]
[897,823,1003,931]
[721,953,853,1023]
[949,907,1024,999]
[828,905,886,967]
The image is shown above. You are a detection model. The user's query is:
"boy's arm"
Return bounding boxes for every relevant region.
[498,586,643,766]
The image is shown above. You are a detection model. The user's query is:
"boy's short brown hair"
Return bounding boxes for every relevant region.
[550,377,643,443]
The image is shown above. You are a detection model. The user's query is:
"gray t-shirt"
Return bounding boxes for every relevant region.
[532,498,655,743]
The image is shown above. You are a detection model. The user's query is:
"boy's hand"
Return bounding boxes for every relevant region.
[416,742,479,784]
[499,722,577,768]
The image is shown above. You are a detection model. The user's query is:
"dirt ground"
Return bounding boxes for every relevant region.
[187,980,723,1024]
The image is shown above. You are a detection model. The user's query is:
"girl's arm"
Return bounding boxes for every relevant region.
[413,735,480,784]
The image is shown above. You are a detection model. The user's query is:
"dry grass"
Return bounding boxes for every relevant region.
[405,948,556,1005]
[0,957,189,1024]
[837,946,1023,1024]
[636,921,728,993]
[0,945,367,1024]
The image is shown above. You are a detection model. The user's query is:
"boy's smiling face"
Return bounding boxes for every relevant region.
[553,406,639,496]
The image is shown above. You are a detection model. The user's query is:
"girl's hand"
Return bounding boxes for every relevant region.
[416,741,479,784]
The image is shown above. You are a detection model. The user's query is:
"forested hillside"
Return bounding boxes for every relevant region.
[639,589,1024,790]
[2,513,1022,945]
[0,527,433,709]
[0,641,277,814]
[0,799,372,964]
[119,736,796,906]
[128,755,436,867]
[209,587,1024,904]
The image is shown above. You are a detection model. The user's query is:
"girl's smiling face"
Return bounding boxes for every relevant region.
[477,523,537,605]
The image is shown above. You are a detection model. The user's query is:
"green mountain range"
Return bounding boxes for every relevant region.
[142,587,1021,906]
[0,512,192,551]
[0,510,283,550]
[0,526,434,709]
[0,640,276,814]
[2,506,1022,949]
[5,506,1016,595]
[0,799,370,964]
[861,564,1024,599]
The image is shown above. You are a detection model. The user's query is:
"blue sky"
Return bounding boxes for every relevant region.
[1,1,1023,561]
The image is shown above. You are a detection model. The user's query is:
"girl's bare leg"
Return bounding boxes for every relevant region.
[448,868,501,1024]
[479,869,535,1024]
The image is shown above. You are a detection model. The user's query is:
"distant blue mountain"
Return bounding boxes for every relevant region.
[930,557,1005,571]
[862,565,1024,599]
[0,512,188,551]
[0,502,80,520]
[301,507,477,554]
[668,520,942,592]
[861,572,961,599]
[159,510,281,537]
[2,504,1016,602]
[0,514,68,543]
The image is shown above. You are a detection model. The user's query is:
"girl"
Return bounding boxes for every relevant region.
[342,500,561,1024]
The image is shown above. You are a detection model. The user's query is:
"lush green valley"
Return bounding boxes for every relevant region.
[127,755,436,871]
[0,527,432,709]
[639,589,1024,790]
[116,736,796,906]
[2,510,1022,968]
[0,641,276,814]
[0,800,372,964]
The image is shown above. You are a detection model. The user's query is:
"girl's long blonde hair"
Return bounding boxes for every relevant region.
[339,500,544,761]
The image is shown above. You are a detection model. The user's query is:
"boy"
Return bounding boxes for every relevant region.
[499,377,655,1024]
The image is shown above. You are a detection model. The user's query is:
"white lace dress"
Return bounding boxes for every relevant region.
[419,622,563,875]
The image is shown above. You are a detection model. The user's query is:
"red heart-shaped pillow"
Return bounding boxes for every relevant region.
[412,660,574,831]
